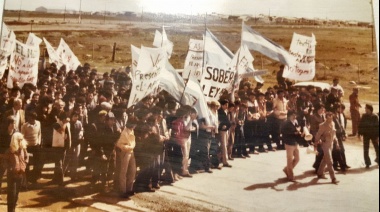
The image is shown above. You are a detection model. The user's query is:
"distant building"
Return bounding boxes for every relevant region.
[35,6,47,13]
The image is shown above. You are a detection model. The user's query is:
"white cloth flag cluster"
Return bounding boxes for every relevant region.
[200,29,234,101]
[153,27,174,59]
[183,38,204,80]
[7,33,41,88]
[242,22,296,67]
[0,23,16,78]
[185,78,211,124]
[128,46,167,108]
[56,38,81,72]
[43,38,65,69]
[283,33,316,81]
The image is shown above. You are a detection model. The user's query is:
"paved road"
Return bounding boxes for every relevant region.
[1,135,378,212]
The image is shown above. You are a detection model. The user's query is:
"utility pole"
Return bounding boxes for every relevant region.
[64,5,66,21]
[104,4,106,24]
[18,0,22,21]
[79,0,82,24]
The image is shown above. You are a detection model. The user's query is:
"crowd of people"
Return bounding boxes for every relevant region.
[0,62,378,211]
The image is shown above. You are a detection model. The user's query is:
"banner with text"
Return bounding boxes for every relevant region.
[0,23,16,78]
[128,46,167,108]
[200,29,234,101]
[152,27,174,59]
[56,38,81,72]
[7,40,39,88]
[131,44,140,82]
[283,33,316,81]
[183,38,204,80]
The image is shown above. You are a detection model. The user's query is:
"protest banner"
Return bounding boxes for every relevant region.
[200,29,234,101]
[127,46,167,108]
[43,37,64,69]
[131,44,140,81]
[26,33,42,47]
[242,22,296,67]
[182,38,204,81]
[283,33,316,81]
[56,38,81,72]
[185,77,211,124]
[0,23,16,78]
[7,40,39,88]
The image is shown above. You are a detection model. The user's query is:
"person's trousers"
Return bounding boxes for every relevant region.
[228,129,235,157]
[317,143,336,180]
[350,109,360,135]
[26,146,44,182]
[180,141,190,175]
[219,131,229,165]
[284,144,300,180]
[7,174,22,212]
[115,150,136,194]
[67,144,81,179]
[363,135,379,166]
[53,147,66,184]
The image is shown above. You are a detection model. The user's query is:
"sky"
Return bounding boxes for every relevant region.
[3,0,376,22]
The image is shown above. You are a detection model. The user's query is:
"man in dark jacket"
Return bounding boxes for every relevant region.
[218,99,232,168]
[358,104,379,168]
[282,110,304,182]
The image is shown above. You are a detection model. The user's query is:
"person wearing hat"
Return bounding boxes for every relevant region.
[315,112,340,184]
[349,87,361,137]
[114,117,138,198]
[358,104,379,168]
[282,110,304,182]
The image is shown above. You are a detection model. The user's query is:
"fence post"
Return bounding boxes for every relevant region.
[112,42,116,62]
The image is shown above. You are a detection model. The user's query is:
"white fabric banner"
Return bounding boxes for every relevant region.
[200,29,234,101]
[56,38,81,72]
[7,40,39,88]
[130,44,141,81]
[283,33,316,81]
[128,46,167,108]
[0,23,16,78]
[185,78,211,124]
[43,37,64,69]
[183,38,204,80]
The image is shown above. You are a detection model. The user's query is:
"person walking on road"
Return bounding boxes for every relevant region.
[315,112,340,184]
[358,104,379,168]
[349,88,361,137]
[282,110,304,182]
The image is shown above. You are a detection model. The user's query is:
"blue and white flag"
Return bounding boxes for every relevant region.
[242,22,296,67]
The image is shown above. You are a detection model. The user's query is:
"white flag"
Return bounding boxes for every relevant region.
[283,33,316,81]
[43,37,64,69]
[242,22,296,67]
[200,29,234,101]
[185,78,211,124]
[0,23,16,78]
[7,40,39,88]
[56,38,81,72]
[183,38,204,80]
[128,46,167,108]
[26,33,42,47]
[153,27,173,59]
[159,61,196,105]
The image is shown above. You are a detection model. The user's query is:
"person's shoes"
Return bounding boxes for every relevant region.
[252,150,259,155]
[181,173,193,178]
[244,154,251,158]
[331,178,340,184]
[345,165,351,169]
[258,149,268,153]
[333,166,340,171]
[375,158,379,164]
[289,179,297,183]
[268,148,276,152]
[205,169,213,173]
[223,163,232,168]
[135,187,155,193]
[348,134,356,137]
[152,184,160,189]
[239,154,246,158]
[228,156,234,161]
[365,165,371,169]
[317,174,327,179]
